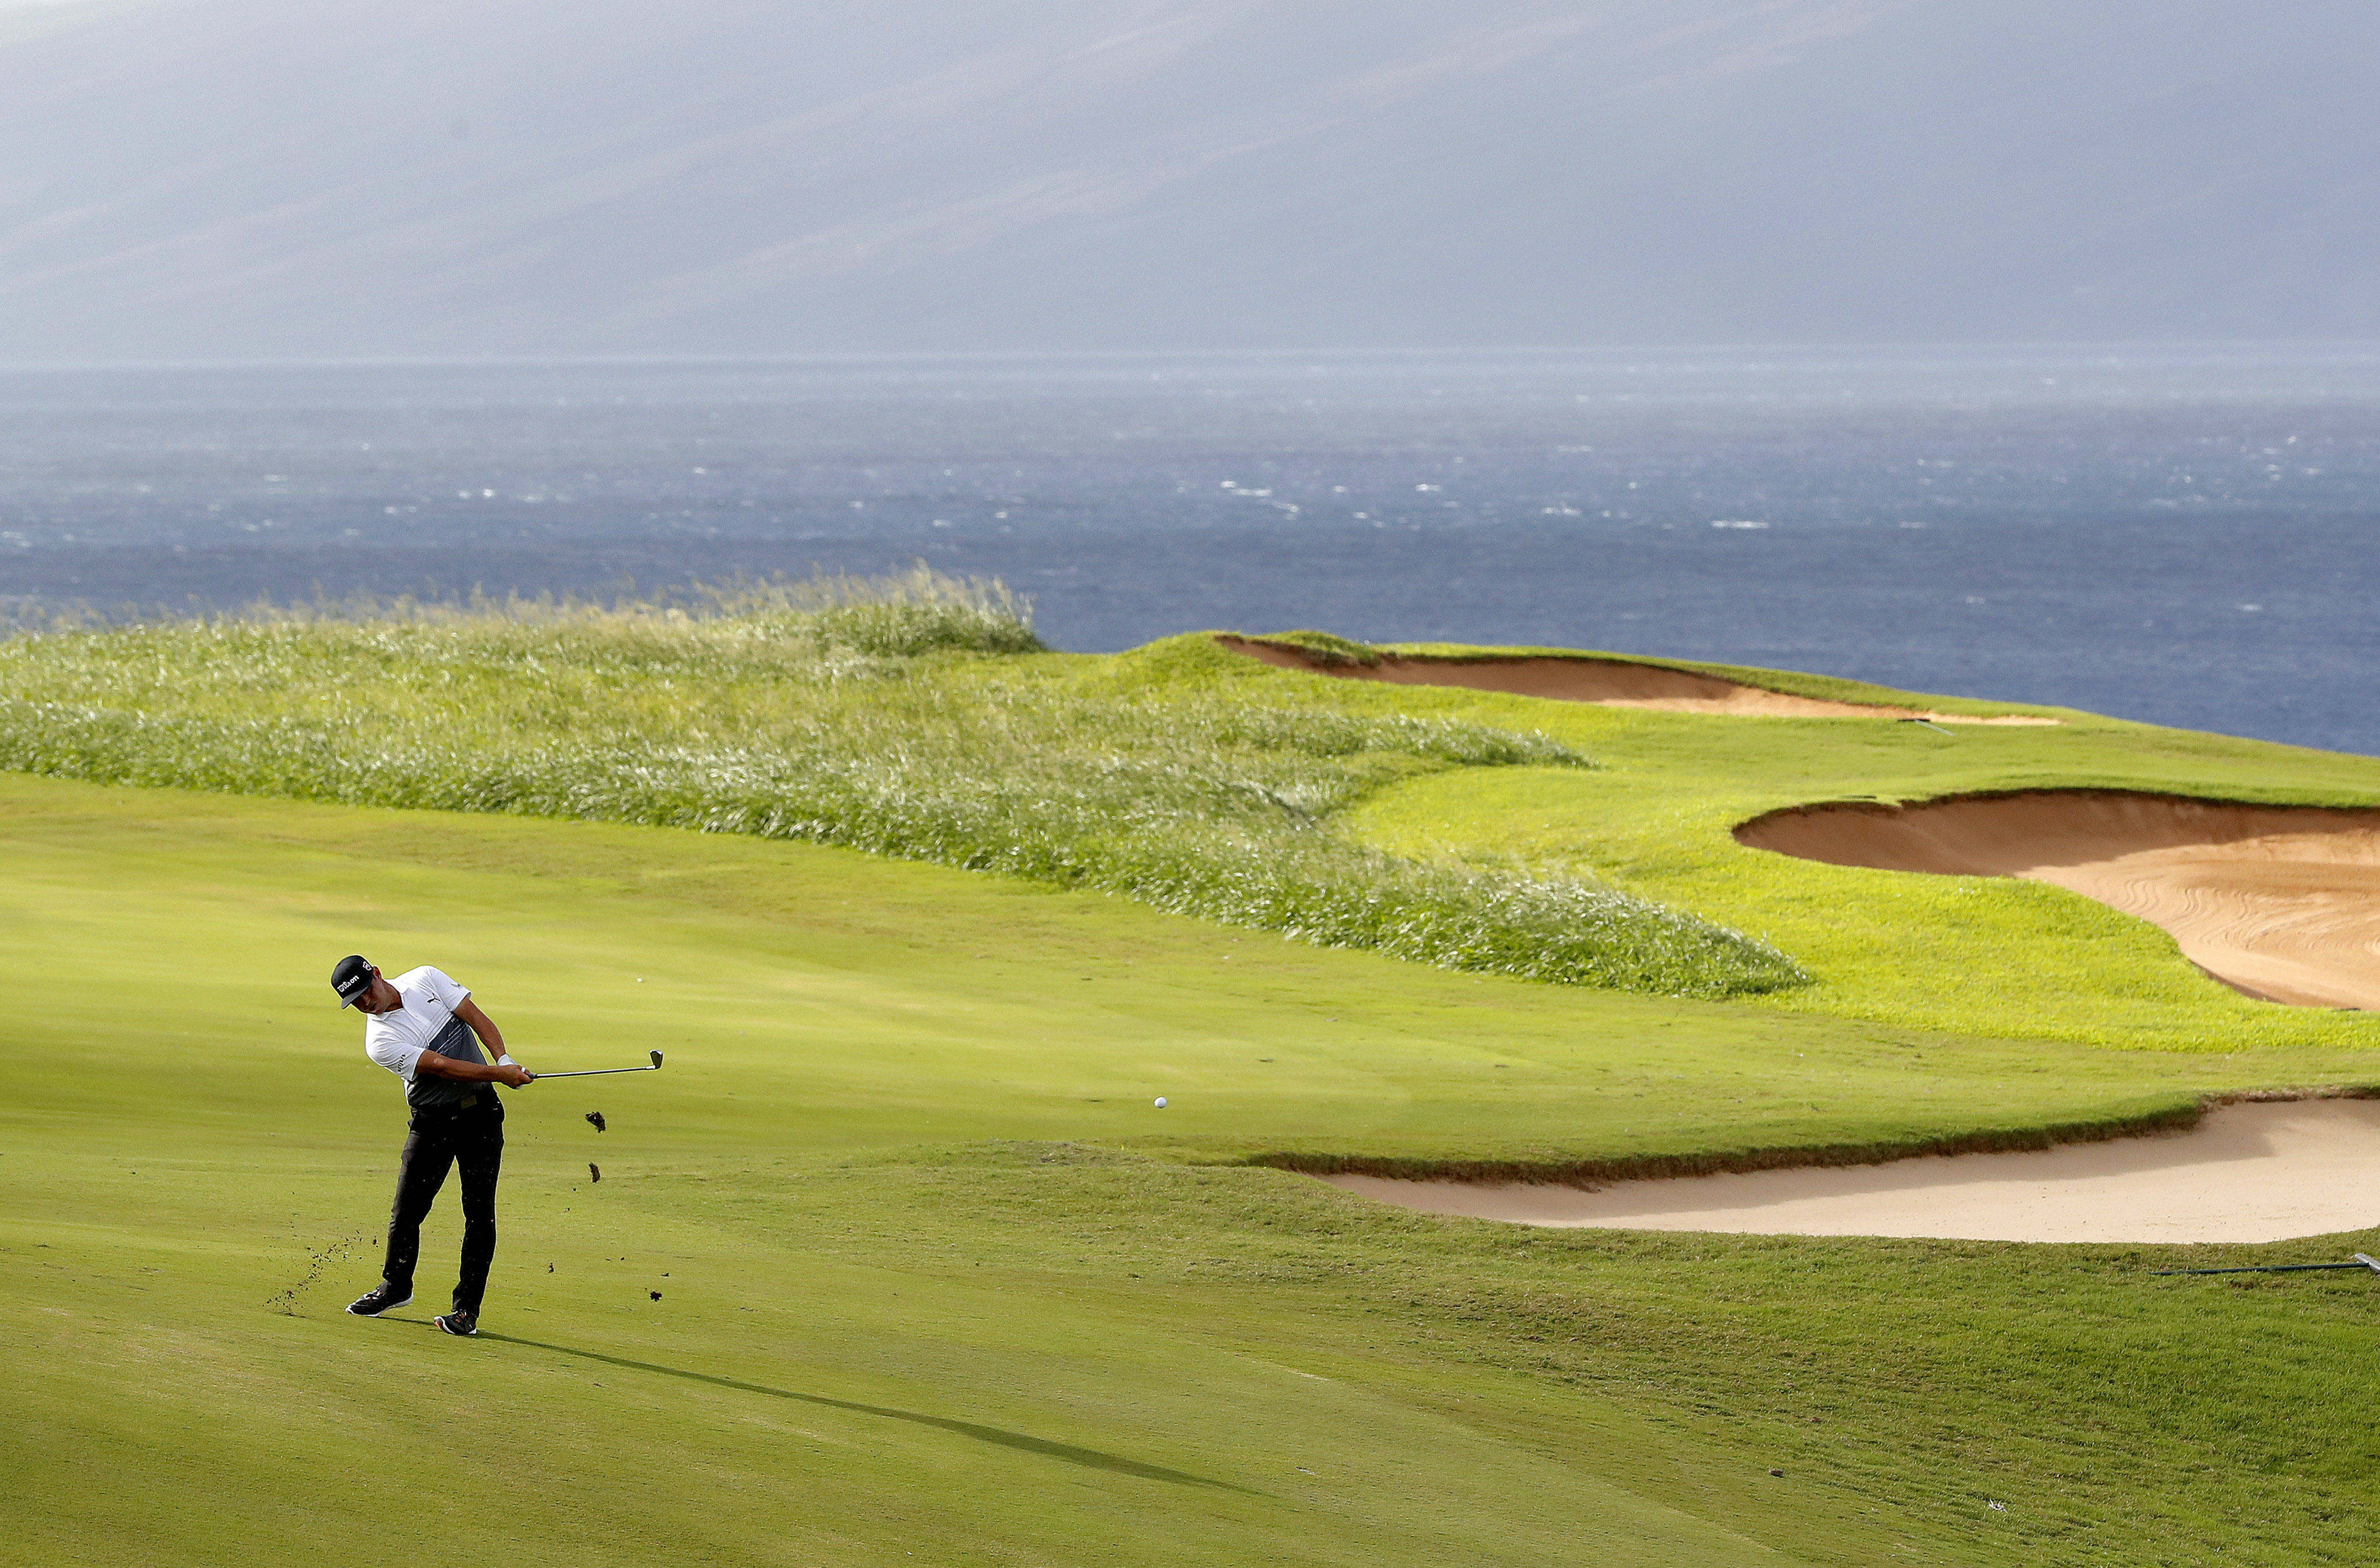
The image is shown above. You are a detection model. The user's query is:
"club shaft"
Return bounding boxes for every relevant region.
[531,1065,659,1079]
[2152,1262,2371,1275]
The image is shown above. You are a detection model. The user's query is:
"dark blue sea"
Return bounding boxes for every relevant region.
[2,347,2375,754]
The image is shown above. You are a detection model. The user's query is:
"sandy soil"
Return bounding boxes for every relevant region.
[1739,791,2380,1010]
[1218,636,2056,722]
[1319,1100,2380,1242]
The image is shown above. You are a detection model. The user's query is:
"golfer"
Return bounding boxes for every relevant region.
[332,954,534,1336]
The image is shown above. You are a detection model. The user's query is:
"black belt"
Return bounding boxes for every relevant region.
[411,1090,493,1117]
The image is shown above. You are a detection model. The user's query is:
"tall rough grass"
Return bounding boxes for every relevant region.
[0,571,1805,997]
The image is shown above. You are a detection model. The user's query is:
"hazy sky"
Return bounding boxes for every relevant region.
[1,0,2373,359]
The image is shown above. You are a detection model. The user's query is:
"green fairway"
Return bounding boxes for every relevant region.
[7,769,2380,1567]
[12,591,2380,1566]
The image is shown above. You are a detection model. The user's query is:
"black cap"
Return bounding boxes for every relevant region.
[331,954,374,1009]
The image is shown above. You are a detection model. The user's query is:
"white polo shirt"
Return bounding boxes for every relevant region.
[362,966,473,1088]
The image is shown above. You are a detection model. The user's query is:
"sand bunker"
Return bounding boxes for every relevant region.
[1219,636,2055,723]
[1319,1100,2380,1242]
[1738,791,2380,1010]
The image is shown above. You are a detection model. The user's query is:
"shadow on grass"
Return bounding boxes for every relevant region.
[479,1332,1258,1492]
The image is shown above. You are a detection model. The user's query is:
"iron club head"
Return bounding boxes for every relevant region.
[650,1049,665,1069]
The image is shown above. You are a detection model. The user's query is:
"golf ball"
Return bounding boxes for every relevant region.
[1153,1096,1168,1109]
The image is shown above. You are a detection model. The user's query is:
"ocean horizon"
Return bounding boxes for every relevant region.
[4,344,2375,755]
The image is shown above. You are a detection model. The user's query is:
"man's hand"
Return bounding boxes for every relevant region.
[496,1063,533,1087]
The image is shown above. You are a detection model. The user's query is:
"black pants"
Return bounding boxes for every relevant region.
[382,1097,504,1314]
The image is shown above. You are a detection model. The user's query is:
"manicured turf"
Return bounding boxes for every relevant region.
[7,771,2380,1566]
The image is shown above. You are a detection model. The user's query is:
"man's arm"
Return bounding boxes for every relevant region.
[415,1052,532,1088]
[455,998,505,1059]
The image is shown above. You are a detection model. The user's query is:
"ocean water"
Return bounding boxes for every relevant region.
[2,347,2375,755]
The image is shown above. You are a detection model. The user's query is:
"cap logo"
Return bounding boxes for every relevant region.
[331,954,374,1007]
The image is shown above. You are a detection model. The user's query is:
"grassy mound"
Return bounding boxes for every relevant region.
[0,575,1801,998]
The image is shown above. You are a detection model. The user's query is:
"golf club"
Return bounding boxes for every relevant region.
[2152,1252,2380,1277]
[529,1050,664,1080]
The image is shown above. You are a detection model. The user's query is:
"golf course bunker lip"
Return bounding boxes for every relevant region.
[1737,790,2380,1010]
[1317,1100,2380,1242]
[1218,635,2057,723]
